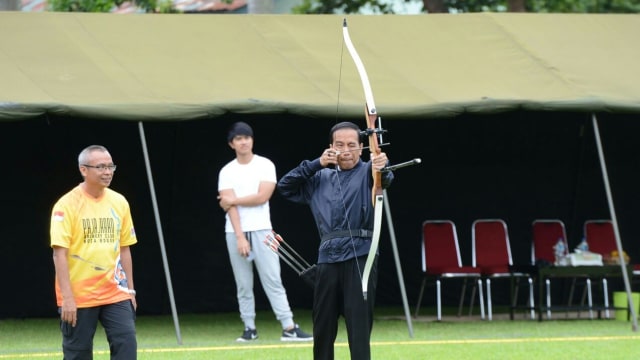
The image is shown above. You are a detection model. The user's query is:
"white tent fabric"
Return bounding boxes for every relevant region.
[1,13,640,121]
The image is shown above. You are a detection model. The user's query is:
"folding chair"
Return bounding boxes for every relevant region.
[532,219,570,319]
[584,220,619,258]
[473,219,534,320]
[415,220,485,321]
[583,219,621,318]
[585,220,640,319]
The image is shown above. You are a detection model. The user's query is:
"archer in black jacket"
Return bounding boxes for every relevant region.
[277,121,393,360]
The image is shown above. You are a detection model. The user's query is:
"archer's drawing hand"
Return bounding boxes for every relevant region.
[320,146,338,168]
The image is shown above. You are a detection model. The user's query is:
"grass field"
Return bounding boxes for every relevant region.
[1,307,639,359]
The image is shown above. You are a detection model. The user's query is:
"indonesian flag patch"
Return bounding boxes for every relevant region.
[53,211,64,222]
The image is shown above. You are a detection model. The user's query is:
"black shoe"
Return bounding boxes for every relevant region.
[281,324,313,342]
[236,328,258,342]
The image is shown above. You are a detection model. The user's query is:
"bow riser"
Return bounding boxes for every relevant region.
[365,109,383,200]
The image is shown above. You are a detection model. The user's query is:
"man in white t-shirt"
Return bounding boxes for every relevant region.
[217,121,312,343]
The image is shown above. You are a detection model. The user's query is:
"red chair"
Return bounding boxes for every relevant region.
[415,220,485,321]
[584,219,640,271]
[473,219,533,320]
[532,219,570,319]
[532,219,568,266]
[583,219,628,318]
[585,220,640,318]
[584,220,618,256]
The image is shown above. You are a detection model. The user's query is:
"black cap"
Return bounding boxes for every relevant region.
[227,122,254,142]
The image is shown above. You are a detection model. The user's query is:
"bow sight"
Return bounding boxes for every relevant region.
[359,127,387,137]
[358,125,421,173]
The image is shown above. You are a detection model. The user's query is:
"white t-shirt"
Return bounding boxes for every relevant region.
[218,154,276,232]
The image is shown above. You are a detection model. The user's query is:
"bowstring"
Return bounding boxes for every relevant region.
[335,29,365,282]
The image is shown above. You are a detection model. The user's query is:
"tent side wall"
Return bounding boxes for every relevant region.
[2,111,639,318]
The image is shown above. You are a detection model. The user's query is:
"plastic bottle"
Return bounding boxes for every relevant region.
[576,238,589,252]
[554,238,566,265]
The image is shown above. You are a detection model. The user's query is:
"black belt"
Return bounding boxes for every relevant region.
[321,229,373,242]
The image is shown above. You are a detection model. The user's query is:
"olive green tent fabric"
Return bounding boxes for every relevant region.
[1,12,639,121]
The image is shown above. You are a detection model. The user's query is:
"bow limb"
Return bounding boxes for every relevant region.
[342,19,384,301]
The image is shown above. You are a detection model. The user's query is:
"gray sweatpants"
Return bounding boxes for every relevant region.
[225,229,294,330]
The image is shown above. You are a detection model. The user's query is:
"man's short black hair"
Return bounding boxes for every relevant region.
[329,122,361,143]
[227,121,254,142]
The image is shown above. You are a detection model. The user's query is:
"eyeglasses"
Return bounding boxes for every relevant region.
[82,164,117,172]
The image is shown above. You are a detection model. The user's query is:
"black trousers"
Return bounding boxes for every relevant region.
[59,299,137,360]
[313,256,378,360]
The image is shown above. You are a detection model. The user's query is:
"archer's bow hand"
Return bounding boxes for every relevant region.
[370,152,388,172]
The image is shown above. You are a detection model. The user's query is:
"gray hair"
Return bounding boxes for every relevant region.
[78,145,109,166]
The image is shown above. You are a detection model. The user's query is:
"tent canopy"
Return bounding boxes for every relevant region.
[1,12,640,121]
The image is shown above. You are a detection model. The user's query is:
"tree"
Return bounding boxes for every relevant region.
[424,0,445,12]
[294,0,640,14]
[293,0,394,14]
[528,0,640,13]
[47,0,175,12]
[508,0,525,11]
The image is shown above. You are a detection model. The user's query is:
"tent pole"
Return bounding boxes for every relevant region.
[138,122,184,344]
[591,114,638,331]
[383,189,414,338]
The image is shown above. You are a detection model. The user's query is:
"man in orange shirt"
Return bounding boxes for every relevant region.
[51,145,138,359]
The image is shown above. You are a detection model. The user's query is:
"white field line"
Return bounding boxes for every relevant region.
[2,335,639,358]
